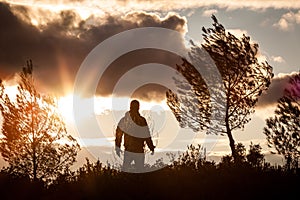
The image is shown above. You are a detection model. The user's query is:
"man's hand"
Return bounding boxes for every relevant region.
[115,147,121,157]
[151,146,156,155]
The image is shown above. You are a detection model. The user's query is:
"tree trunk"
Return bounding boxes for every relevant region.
[225,108,236,160]
[227,129,236,161]
[33,146,37,182]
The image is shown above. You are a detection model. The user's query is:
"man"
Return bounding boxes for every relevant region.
[115,100,155,172]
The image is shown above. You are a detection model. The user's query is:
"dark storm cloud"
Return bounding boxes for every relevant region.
[97,49,183,101]
[132,84,168,101]
[0,2,187,99]
[0,3,89,92]
[257,72,298,107]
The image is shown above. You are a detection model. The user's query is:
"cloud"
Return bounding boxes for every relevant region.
[1,1,297,103]
[0,2,187,100]
[5,0,300,17]
[227,29,248,38]
[132,0,300,10]
[273,10,300,31]
[271,56,285,63]
[96,49,183,101]
[257,72,299,108]
[202,9,218,17]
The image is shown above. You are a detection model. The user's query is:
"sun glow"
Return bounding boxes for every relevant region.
[3,84,19,101]
[56,95,114,122]
[57,94,74,122]
[57,94,170,121]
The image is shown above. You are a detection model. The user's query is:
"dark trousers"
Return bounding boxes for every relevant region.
[122,151,145,173]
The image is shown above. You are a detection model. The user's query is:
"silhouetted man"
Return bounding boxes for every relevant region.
[115,100,155,172]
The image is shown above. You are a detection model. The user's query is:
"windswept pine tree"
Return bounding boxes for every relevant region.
[167,16,273,160]
[264,72,300,169]
[0,60,80,183]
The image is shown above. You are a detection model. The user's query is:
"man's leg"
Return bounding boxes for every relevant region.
[134,153,145,173]
[122,151,133,172]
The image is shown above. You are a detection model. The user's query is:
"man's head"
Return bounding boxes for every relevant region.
[130,100,140,112]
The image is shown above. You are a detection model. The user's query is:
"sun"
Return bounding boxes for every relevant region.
[57,94,74,122]
[57,94,110,123]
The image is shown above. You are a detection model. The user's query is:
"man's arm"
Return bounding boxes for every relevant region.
[142,117,155,152]
[115,126,123,148]
[145,137,155,152]
[115,126,123,156]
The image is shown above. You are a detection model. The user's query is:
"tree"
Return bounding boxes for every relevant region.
[218,143,246,167]
[167,15,273,160]
[264,72,300,170]
[246,142,264,168]
[0,60,80,183]
[234,143,247,163]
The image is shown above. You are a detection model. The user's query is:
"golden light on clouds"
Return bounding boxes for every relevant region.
[5,0,300,29]
[273,10,300,31]
[6,0,300,12]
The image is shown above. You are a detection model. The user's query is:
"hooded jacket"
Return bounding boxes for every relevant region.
[115,111,155,153]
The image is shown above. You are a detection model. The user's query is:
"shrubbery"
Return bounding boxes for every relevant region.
[0,143,299,200]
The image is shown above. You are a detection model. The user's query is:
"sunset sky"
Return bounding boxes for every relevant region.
[0,0,300,167]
